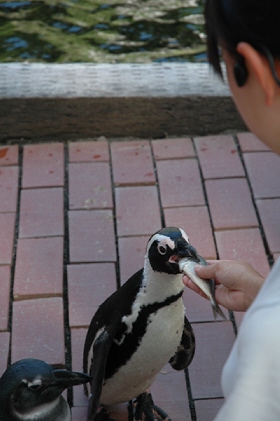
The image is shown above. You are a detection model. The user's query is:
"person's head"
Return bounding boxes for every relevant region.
[204,0,280,154]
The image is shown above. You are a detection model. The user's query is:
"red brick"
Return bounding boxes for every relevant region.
[0,145,18,166]
[184,287,228,323]
[188,322,235,399]
[156,159,205,208]
[22,143,64,188]
[152,137,195,160]
[0,266,11,331]
[71,327,87,369]
[14,237,64,300]
[19,188,64,238]
[69,162,113,210]
[164,206,216,259]
[206,178,258,230]
[256,199,280,253]
[69,140,109,163]
[12,297,65,365]
[68,210,116,263]
[274,253,280,262]
[243,152,280,199]
[111,141,156,186]
[115,186,161,236]
[71,407,88,420]
[71,328,89,407]
[118,236,149,285]
[194,135,245,179]
[237,132,270,152]
[0,332,10,376]
[68,263,116,327]
[0,213,15,264]
[0,166,18,212]
[195,398,224,421]
[215,228,270,277]
[151,364,191,421]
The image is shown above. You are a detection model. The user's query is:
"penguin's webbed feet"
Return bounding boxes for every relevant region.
[130,392,171,421]
[94,407,115,421]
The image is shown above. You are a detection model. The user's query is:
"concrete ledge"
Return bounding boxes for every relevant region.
[1,62,230,98]
[0,63,246,140]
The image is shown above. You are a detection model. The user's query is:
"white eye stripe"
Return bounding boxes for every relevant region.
[147,234,175,252]
[22,378,42,388]
[179,228,190,243]
[29,379,42,387]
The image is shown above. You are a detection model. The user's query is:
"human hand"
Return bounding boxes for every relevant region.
[183,260,265,312]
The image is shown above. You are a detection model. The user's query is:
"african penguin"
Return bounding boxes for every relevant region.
[0,358,90,421]
[83,227,198,421]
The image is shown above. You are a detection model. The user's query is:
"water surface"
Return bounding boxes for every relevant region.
[0,0,206,63]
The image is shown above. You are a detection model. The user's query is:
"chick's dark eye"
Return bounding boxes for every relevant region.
[28,383,42,391]
[158,244,167,255]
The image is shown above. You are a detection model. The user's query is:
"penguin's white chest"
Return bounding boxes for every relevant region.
[100,298,185,405]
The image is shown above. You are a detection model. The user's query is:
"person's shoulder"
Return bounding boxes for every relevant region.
[237,260,280,351]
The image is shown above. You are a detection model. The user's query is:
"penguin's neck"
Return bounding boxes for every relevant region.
[12,396,70,421]
[121,257,184,335]
[140,255,184,304]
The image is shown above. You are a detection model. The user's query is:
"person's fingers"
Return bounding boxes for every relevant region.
[194,263,220,283]
[182,275,209,299]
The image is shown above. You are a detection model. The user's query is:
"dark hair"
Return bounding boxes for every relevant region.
[205,0,280,78]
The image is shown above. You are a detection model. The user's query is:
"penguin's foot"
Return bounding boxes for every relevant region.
[95,407,115,421]
[132,392,171,421]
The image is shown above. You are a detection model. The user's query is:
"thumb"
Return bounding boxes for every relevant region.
[194,263,215,279]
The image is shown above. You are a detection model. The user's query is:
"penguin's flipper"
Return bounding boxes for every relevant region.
[133,392,171,421]
[87,329,116,421]
[169,316,195,371]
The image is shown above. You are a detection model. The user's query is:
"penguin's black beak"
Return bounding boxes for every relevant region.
[180,244,200,262]
[176,241,199,262]
[52,369,91,387]
[169,242,200,265]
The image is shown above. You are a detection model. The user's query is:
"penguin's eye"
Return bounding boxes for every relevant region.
[158,244,167,255]
[28,380,42,391]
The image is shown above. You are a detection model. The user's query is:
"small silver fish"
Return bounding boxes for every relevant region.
[179,256,226,320]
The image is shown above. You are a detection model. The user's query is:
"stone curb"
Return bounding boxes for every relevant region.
[0,63,246,140]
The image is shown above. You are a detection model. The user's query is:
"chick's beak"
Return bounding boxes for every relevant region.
[52,369,91,387]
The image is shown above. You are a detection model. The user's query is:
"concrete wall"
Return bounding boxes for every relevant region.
[0,63,246,140]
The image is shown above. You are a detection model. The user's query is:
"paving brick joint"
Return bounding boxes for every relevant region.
[0,132,279,421]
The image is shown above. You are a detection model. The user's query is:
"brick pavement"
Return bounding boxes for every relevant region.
[0,133,279,421]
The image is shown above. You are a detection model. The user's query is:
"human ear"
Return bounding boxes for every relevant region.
[233,57,248,87]
[236,42,277,106]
